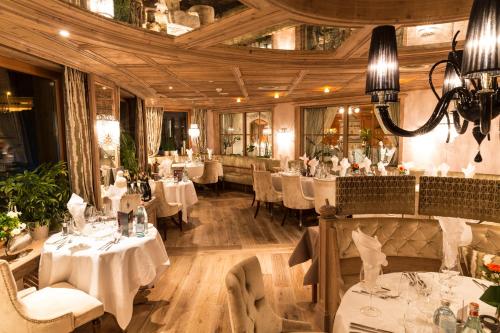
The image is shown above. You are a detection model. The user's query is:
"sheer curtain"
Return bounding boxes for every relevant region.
[63,67,95,204]
[135,98,147,171]
[304,107,326,156]
[192,108,207,151]
[145,107,164,157]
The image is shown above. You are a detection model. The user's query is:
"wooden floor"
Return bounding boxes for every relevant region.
[76,190,319,333]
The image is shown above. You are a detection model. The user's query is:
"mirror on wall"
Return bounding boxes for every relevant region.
[94,81,119,187]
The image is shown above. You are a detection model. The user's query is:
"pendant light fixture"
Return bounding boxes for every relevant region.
[366,0,500,162]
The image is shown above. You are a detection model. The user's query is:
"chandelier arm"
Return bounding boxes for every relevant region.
[428,59,452,100]
[445,111,451,143]
[377,91,457,137]
[478,93,493,135]
[451,110,469,134]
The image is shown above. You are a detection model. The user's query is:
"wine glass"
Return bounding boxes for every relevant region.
[439,261,461,300]
[85,206,97,230]
[359,264,383,317]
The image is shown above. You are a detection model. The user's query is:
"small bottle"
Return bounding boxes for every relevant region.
[433,300,457,333]
[462,303,483,333]
[135,205,148,237]
[62,222,68,236]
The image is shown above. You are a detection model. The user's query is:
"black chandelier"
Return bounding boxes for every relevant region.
[366,0,500,162]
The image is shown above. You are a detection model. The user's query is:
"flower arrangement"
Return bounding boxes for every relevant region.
[351,163,360,171]
[0,210,26,242]
[398,165,408,175]
[479,255,500,319]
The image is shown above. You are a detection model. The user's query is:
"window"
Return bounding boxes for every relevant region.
[219,111,272,157]
[0,68,61,176]
[301,104,399,166]
[160,112,188,154]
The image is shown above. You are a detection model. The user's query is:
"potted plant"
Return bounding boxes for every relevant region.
[120,132,139,176]
[0,162,70,240]
[479,256,500,320]
[0,210,26,254]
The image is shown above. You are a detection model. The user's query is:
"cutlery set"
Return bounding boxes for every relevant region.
[350,322,393,333]
[404,271,427,289]
[98,238,121,251]
[352,290,399,300]
[472,279,488,290]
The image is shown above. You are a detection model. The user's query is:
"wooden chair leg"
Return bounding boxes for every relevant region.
[251,192,255,207]
[282,207,289,226]
[254,201,260,219]
[177,210,183,231]
[270,202,274,221]
[215,182,220,196]
[299,209,303,230]
[312,284,318,303]
[92,318,101,333]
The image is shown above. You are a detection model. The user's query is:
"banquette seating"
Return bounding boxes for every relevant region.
[219,155,280,187]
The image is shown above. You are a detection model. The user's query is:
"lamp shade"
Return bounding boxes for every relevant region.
[188,124,200,138]
[462,0,500,78]
[442,51,464,97]
[366,25,400,95]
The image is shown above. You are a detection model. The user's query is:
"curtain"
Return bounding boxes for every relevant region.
[145,107,164,157]
[135,98,147,171]
[192,108,207,151]
[304,107,326,156]
[63,67,95,204]
[323,107,338,133]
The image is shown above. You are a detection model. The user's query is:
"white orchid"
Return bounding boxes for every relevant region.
[6,210,21,219]
[483,254,495,266]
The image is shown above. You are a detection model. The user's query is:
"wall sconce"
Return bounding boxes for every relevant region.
[96,115,120,149]
[338,107,345,114]
[188,123,200,139]
[276,128,293,142]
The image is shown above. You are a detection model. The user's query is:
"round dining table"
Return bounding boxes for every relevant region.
[332,272,496,333]
[152,179,198,222]
[39,223,169,330]
[271,173,315,197]
[171,162,204,178]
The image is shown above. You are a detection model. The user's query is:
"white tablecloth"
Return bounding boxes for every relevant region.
[271,174,315,198]
[332,272,496,333]
[39,225,169,329]
[158,180,198,222]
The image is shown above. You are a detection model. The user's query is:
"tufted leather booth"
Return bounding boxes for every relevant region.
[225,256,316,333]
[220,156,280,186]
[460,222,500,277]
[319,217,443,327]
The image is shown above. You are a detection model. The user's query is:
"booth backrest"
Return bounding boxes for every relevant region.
[219,155,279,175]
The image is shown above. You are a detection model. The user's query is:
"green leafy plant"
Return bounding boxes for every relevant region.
[113,0,131,23]
[0,212,25,242]
[0,162,70,228]
[246,144,256,153]
[120,131,139,176]
[161,137,176,152]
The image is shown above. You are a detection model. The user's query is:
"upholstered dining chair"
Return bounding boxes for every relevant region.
[192,160,221,195]
[0,260,104,333]
[460,222,500,278]
[225,256,317,333]
[253,170,283,219]
[281,174,315,228]
[149,180,183,237]
[251,163,266,207]
[321,217,443,319]
[312,178,336,215]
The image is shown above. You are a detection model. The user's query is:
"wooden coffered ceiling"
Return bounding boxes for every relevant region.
[0,0,469,110]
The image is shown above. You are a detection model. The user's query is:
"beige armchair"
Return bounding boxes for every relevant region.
[460,222,500,277]
[281,174,315,228]
[0,260,104,333]
[251,163,266,207]
[193,160,221,195]
[150,180,183,236]
[312,178,336,215]
[253,170,283,219]
[225,256,316,333]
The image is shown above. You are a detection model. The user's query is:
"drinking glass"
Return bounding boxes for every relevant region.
[85,206,98,229]
[359,265,383,317]
[438,263,461,300]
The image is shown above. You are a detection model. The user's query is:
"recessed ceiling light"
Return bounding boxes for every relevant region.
[274,92,280,99]
[208,80,214,83]
[216,88,223,93]
[168,86,173,90]
[323,87,330,93]
[59,30,70,38]
[236,97,241,103]
[6,91,11,96]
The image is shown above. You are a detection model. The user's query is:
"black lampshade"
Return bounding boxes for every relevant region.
[442,51,464,98]
[462,0,500,78]
[365,25,400,95]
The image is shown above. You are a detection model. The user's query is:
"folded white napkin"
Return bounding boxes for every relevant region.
[67,193,87,232]
[438,217,473,269]
[438,163,450,177]
[462,163,475,178]
[402,161,414,173]
[299,153,309,168]
[159,159,173,178]
[331,155,339,167]
[207,148,213,160]
[186,148,193,162]
[352,228,388,287]
[425,165,438,176]
[377,161,387,176]
[279,155,289,171]
[339,158,350,177]
[308,158,319,176]
[103,185,127,216]
[114,170,127,188]
[172,150,179,162]
[360,157,372,172]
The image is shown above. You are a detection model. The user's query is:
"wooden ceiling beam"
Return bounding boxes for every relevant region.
[231,67,249,98]
[285,70,307,96]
